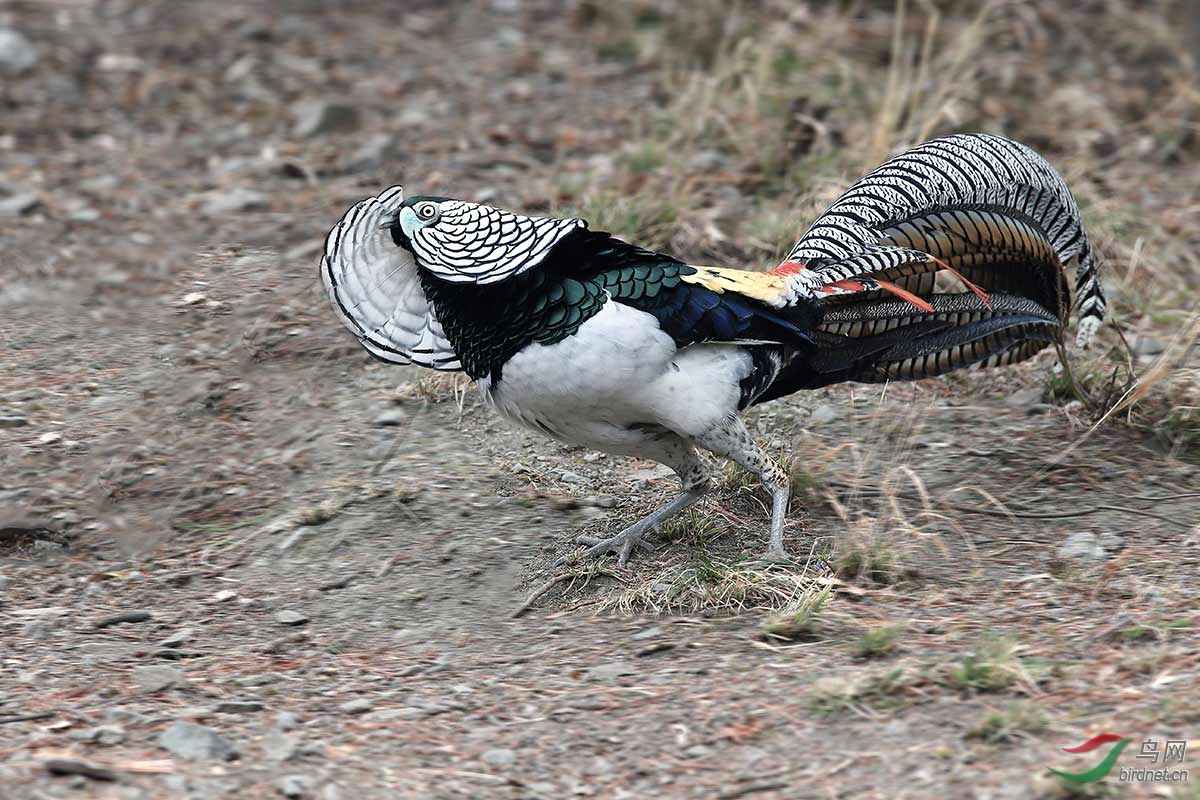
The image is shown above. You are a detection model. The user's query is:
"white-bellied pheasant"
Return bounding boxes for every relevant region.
[321,133,1105,564]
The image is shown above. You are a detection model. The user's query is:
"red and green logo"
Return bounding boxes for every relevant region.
[1046,733,1134,783]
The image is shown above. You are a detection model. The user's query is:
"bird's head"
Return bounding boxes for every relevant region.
[388,195,449,249]
[385,194,587,286]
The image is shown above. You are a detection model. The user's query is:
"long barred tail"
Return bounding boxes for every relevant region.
[757,134,1104,399]
[784,132,1105,347]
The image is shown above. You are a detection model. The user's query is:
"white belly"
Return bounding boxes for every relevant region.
[481,302,751,451]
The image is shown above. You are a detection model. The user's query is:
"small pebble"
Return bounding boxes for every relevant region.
[213,700,264,714]
[133,665,185,693]
[482,748,516,767]
[338,698,372,714]
[277,774,312,798]
[94,609,152,628]
[158,721,239,761]
[43,757,116,782]
[274,610,309,626]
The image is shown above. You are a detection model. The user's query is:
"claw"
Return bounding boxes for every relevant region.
[577,530,656,566]
[554,528,656,568]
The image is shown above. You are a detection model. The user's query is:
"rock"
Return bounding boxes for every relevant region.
[809,404,837,425]
[262,730,299,762]
[0,29,37,74]
[363,708,419,722]
[1131,335,1166,357]
[213,700,263,714]
[94,609,153,628]
[338,698,372,714]
[373,410,404,427]
[274,610,309,626]
[292,100,361,138]
[275,711,299,731]
[277,774,311,798]
[482,748,516,767]
[158,721,239,761]
[628,464,674,484]
[78,642,140,663]
[202,188,268,215]
[43,757,116,781]
[80,174,120,194]
[584,661,635,682]
[0,416,28,428]
[160,627,195,648]
[1004,387,1044,408]
[0,193,40,216]
[90,724,126,746]
[553,469,588,485]
[630,625,663,641]
[133,665,185,693]
[212,589,238,603]
[1057,531,1106,560]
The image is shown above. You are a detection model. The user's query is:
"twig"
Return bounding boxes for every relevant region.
[0,712,54,725]
[941,500,1191,529]
[512,573,573,619]
[719,783,790,800]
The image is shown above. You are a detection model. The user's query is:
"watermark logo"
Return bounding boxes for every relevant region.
[1047,734,1189,784]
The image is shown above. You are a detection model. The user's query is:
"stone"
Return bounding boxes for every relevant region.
[0,29,37,74]
[1057,531,1107,560]
[158,721,239,761]
[373,410,404,427]
[275,711,299,731]
[0,416,29,428]
[94,609,152,628]
[277,774,311,798]
[262,730,299,762]
[338,698,372,714]
[274,610,309,626]
[133,665,185,693]
[160,627,195,648]
[0,194,40,216]
[1131,335,1166,357]
[43,757,116,781]
[1004,387,1044,408]
[292,100,361,138]
[213,700,263,714]
[202,188,268,215]
[482,748,516,767]
[809,404,837,425]
[91,725,126,746]
[584,661,635,682]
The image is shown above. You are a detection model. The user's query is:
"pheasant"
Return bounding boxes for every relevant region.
[320,133,1104,564]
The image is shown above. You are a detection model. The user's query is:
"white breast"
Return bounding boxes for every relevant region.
[482,302,752,451]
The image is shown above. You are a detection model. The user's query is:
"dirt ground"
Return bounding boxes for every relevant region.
[2,2,1198,799]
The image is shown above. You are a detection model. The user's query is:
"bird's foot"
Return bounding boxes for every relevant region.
[556,524,656,568]
[756,545,792,564]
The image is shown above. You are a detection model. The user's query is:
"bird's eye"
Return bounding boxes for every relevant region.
[416,202,438,221]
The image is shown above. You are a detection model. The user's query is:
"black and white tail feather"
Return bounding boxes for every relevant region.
[786,133,1104,346]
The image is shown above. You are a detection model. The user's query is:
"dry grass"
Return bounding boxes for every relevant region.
[965,701,1048,743]
[593,552,826,616]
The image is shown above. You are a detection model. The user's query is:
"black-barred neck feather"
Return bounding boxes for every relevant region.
[416,229,687,381]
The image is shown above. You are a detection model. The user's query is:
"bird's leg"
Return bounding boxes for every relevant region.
[696,416,792,561]
[560,447,709,567]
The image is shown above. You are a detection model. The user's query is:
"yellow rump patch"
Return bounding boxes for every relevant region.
[679,266,788,305]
